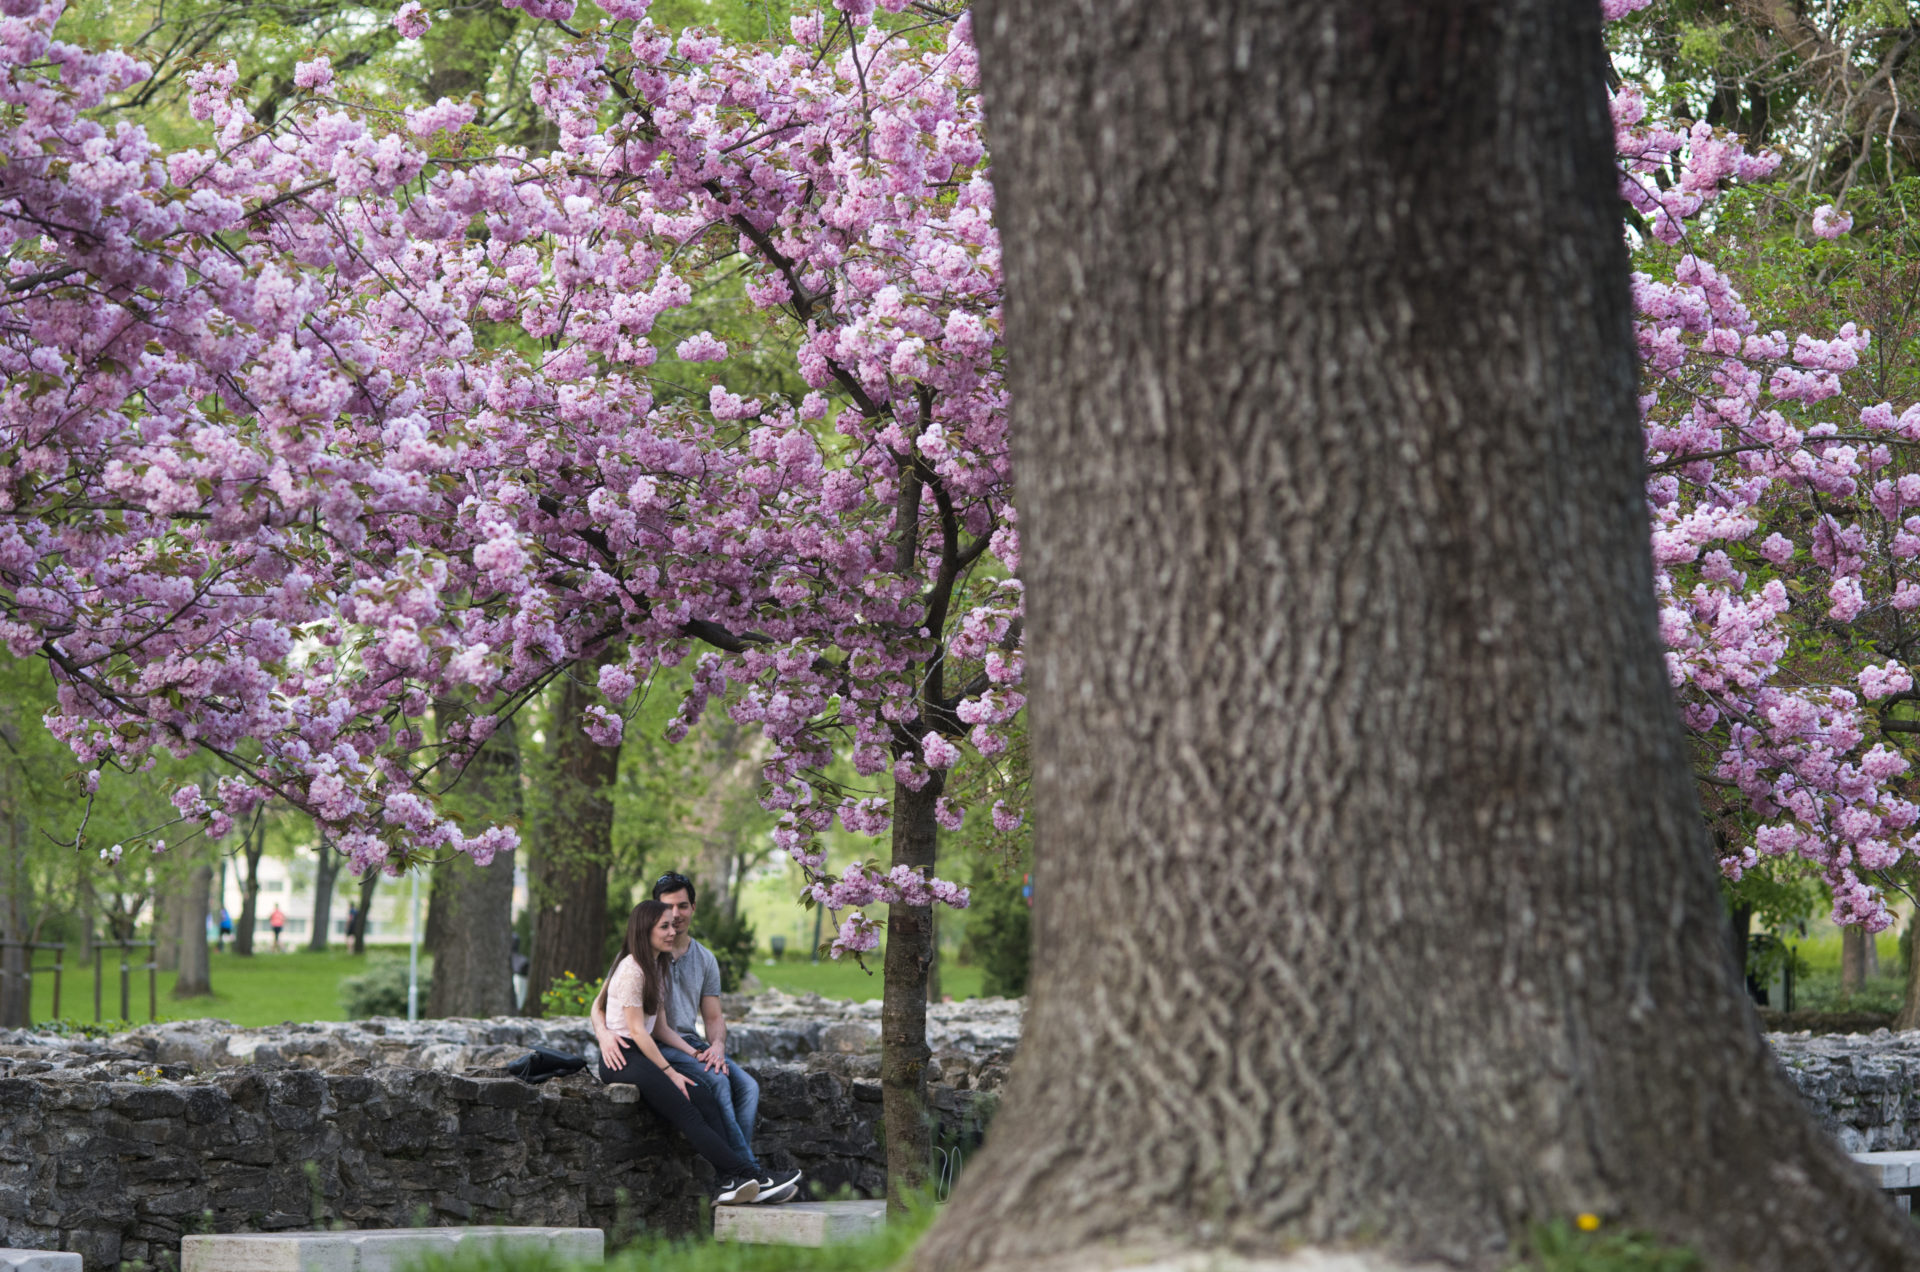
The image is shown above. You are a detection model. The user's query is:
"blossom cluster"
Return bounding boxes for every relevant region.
[1612,5,1920,930]
[0,0,1014,943]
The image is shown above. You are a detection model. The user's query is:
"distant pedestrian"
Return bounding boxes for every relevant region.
[346,901,360,939]
[218,908,232,952]
[268,905,285,951]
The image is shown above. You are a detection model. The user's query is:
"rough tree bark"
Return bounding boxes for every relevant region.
[880,768,944,1210]
[307,838,341,952]
[425,716,522,1019]
[525,669,620,1016]
[171,862,212,998]
[920,1,1920,1269]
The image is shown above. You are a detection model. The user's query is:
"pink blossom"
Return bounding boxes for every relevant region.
[393,2,431,38]
[1812,204,1853,239]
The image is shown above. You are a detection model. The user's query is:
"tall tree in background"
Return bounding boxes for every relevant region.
[922,1,1920,1269]
[305,838,341,951]
[524,669,621,1015]
[425,716,522,1018]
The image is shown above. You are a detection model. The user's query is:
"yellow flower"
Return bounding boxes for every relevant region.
[1575,1213,1601,1233]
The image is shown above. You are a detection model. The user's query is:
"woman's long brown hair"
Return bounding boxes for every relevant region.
[592,899,671,1024]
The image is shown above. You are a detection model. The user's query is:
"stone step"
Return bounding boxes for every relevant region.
[180,1228,603,1272]
[712,1200,887,1246]
[1,1252,83,1272]
[1850,1150,1920,1212]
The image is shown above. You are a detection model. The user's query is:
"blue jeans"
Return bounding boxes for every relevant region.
[666,1035,760,1171]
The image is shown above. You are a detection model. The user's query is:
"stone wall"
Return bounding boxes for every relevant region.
[42,995,1920,1271]
[1769,1029,1920,1152]
[0,994,1019,1272]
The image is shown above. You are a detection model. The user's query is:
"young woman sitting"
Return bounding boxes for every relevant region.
[591,900,799,1205]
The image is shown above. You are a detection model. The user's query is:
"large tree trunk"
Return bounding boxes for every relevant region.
[426,716,523,1019]
[922,2,1920,1269]
[171,863,212,998]
[307,838,342,952]
[880,769,944,1211]
[525,670,619,1017]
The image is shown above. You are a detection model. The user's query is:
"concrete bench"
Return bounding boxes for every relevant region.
[712,1200,886,1246]
[181,1228,602,1272]
[0,1253,83,1272]
[1851,1150,1920,1211]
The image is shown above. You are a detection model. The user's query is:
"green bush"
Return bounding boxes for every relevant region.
[692,901,757,993]
[339,956,431,1019]
[959,862,1030,998]
[540,970,597,1017]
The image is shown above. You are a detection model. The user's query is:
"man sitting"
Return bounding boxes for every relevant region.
[592,871,800,1204]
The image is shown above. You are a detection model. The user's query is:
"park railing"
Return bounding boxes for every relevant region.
[93,937,157,1024]
[0,939,64,1026]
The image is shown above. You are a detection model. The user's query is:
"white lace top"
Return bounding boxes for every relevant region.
[604,955,655,1041]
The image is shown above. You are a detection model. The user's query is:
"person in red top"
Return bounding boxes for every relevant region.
[268,905,285,951]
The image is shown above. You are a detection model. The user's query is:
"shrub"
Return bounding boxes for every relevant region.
[540,970,597,1016]
[340,956,430,1019]
[959,862,1030,998]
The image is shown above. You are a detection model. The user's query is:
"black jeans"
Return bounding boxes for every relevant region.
[599,1040,756,1179]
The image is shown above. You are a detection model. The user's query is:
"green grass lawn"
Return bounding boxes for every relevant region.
[24,944,423,1029]
[19,941,994,1029]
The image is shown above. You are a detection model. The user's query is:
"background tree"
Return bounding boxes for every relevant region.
[424,716,522,1017]
[921,0,1920,1269]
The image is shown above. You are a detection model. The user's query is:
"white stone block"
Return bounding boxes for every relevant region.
[0,1251,84,1272]
[181,1235,356,1272]
[712,1200,886,1247]
[181,1228,603,1272]
[1851,1149,1920,1190]
[343,1231,459,1272]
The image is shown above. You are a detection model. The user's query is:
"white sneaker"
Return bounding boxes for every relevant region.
[715,1176,760,1205]
[751,1168,802,1204]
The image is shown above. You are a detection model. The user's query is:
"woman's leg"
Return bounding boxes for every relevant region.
[600,1045,757,1179]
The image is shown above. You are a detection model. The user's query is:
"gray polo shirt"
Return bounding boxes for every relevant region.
[664,939,723,1038]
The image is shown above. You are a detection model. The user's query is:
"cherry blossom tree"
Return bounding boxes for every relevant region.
[0,0,1013,1194]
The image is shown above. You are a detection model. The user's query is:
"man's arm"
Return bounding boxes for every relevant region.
[696,993,729,1072]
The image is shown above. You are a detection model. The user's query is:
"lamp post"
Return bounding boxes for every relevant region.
[407,868,420,1021]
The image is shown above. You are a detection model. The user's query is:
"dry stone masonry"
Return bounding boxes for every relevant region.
[0,993,1017,1271]
[36,996,1920,1267]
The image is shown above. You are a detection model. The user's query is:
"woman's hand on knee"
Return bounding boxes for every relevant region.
[666,1068,697,1100]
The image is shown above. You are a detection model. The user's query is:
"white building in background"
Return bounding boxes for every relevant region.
[213,850,529,947]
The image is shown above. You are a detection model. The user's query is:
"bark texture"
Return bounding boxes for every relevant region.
[426,717,522,1019]
[921,1,1920,1268]
[171,863,212,998]
[880,769,943,1211]
[525,671,619,1016]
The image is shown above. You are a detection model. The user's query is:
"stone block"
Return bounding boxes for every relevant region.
[341,1230,459,1272]
[712,1200,886,1247]
[1853,1148,1920,1189]
[181,1234,356,1272]
[0,1249,82,1272]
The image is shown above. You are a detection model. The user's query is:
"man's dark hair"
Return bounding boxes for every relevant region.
[652,871,696,905]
